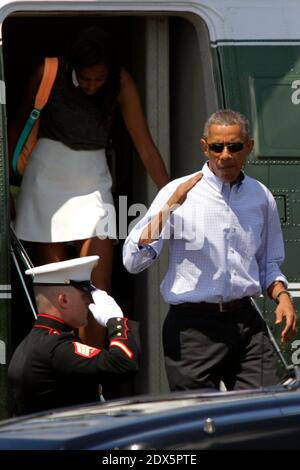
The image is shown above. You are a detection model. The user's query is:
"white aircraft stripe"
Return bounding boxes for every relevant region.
[289,283,300,289]
[0,293,11,299]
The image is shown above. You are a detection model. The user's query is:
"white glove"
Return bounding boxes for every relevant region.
[88,288,124,327]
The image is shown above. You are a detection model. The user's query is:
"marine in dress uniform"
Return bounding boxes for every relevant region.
[8,256,140,415]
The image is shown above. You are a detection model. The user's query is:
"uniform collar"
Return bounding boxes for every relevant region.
[34,313,73,333]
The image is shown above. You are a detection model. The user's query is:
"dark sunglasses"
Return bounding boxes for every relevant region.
[207,142,244,153]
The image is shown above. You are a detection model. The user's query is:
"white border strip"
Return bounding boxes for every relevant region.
[289,283,300,298]
[291,292,300,298]
[289,283,300,289]
[211,41,300,47]
[0,284,11,299]
[0,285,11,290]
[0,80,6,105]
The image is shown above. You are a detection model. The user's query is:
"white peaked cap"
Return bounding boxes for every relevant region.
[25,255,99,284]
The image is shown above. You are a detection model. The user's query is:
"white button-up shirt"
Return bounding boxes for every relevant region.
[123,163,287,305]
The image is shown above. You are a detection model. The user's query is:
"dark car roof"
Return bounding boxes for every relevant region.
[0,384,298,450]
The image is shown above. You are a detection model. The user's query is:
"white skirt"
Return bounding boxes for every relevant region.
[14,138,117,242]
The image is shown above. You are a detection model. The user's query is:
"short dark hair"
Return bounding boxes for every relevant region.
[203,109,251,140]
[66,26,116,70]
[65,26,121,129]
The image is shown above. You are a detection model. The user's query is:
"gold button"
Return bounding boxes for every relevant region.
[117,332,122,336]
[117,317,122,322]
[117,325,122,329]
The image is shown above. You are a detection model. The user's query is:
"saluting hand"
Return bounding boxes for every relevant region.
[166,172,203,212]
[89,289,124,327]
[139,172,203,246]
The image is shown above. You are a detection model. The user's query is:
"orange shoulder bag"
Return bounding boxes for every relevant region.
[12,57,58,177]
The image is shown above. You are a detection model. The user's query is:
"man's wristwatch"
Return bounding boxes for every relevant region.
[275,290,293,304]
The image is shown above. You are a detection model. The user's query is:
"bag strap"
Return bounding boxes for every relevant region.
[34,57,58,110]
[12,109,40,174]
[12,57,58,175]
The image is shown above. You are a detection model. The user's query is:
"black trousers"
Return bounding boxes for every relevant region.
[163,301,279,391]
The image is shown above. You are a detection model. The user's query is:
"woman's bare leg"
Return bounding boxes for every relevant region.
[75,237,114,348]
[21,241,69,265]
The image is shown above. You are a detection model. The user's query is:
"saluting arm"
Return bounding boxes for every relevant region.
[139,172,203,246]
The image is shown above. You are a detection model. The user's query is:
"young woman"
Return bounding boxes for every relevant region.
[9,26,169,347]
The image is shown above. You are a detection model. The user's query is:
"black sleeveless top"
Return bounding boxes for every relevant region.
[40,59,109,150]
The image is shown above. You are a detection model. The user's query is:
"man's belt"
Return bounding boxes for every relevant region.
[176,297,251,313]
